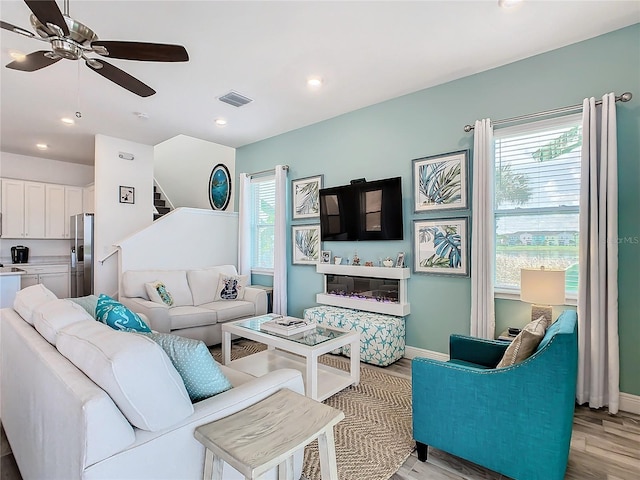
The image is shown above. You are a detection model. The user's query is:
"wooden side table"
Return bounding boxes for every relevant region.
[194,388,344,480]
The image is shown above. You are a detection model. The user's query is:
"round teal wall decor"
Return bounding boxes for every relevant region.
[208,163,231,210]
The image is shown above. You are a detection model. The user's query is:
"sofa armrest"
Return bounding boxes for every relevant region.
[184,368,304,424]
[449,334,509,368]
[119,297,171,333]
[242,287,267,315]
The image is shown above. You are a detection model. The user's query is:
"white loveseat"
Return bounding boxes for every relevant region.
[0,284,304,480]
[120,265,267,346]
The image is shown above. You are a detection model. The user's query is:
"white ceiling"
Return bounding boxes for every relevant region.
[1,1,638,166]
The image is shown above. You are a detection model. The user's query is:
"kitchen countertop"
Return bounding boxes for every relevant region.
[0,267,26,276]
[0,255,71,266]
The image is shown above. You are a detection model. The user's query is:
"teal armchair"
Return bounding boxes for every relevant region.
[412,310,578,480]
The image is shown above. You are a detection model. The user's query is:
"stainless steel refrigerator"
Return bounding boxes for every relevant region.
[70,213,94,297]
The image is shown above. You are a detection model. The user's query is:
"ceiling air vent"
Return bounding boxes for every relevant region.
[218,91,253,107]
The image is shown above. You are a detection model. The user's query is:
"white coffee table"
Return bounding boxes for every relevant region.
[222,315,360,401]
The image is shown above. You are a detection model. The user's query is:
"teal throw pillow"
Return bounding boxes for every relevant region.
[142,332,232,402]
[68,295,100,318]
[95,294,151,333]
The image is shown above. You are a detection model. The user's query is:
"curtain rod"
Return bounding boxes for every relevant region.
[463,92,633,132]
[248,164,289,178]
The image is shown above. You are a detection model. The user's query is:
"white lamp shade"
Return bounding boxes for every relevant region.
[520,268,566,305]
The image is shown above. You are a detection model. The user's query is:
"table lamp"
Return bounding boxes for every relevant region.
[520,267,566,324]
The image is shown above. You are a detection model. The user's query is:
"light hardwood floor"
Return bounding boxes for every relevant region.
[2,357,639,480]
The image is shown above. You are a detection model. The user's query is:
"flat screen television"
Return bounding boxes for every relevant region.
[319,177,403,241]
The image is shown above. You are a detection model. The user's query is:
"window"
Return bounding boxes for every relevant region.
[251,176,275,271]
[494,114,581,296]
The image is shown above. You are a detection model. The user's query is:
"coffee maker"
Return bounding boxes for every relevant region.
[11,245,29,264]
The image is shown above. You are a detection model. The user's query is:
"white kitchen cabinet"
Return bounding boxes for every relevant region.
[24,181,46,238]
[0,179,45,238]
[83,184,95,213]
[45,184,66,238]
[19,264,70,298]
[1,178,25,238]
[45,184,83,238]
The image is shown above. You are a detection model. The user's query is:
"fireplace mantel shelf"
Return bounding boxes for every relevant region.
[316,263,410,279]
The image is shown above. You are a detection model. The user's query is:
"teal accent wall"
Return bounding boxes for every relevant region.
[237,25,640,396]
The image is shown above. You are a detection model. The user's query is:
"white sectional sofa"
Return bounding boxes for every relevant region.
[0,284,304,480]
[119,265,267,346]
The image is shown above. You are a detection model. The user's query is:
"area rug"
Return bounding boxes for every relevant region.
[210,340,414,480]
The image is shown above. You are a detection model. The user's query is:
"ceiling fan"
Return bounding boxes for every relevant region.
[0,0,189,97]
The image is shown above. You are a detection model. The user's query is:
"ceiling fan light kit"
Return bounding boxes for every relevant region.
[1,0,189,97]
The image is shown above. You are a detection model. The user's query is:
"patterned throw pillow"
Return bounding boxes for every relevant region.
[145,281,174,306]
[214,274,249,301]
[142,332,232,402]
[496,316,548,368]
[95,294,151,333]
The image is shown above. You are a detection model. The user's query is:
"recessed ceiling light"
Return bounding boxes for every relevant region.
[307,77,323,88]
[61,117,75,125]
[9,50,26,61]
[214,118,228,127]
[36,143,48,150]
[498,0,523,8]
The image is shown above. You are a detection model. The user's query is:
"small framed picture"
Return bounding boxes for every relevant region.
[119,186,135,204]
[292,175,323,220]
[292,224,320,265]
[320,250,332,263]
[413,218,469,276]
[395,252,405,268]
[412,150,469,213]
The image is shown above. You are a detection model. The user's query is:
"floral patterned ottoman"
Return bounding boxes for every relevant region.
[303,305,405,366]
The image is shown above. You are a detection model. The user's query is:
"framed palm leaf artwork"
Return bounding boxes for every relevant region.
[292,225,320,265]
[292,175,323,220]
[412,150,468,212]
[413,218,468,276]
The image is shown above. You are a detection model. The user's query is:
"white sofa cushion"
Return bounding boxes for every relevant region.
[32,298,93,345]
[169,306,218,330]
[56,320,194,431]
[13,283,57,325]
[122,270,193,306]
[200,300,257,323]
[187,266,239,306]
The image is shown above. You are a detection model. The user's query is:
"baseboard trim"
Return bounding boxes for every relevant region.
[619,392,640,415]
[404,345,449,362]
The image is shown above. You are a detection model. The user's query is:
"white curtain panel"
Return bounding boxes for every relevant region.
[577,93,620,414]
[470,119,496,339]
[237,173,251,276]
[273,165,288,315]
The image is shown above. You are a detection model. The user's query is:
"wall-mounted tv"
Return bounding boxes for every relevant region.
[319,177,403,241]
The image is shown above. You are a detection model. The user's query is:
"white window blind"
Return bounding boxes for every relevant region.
[251,176,275,270]
[494,114,581,295]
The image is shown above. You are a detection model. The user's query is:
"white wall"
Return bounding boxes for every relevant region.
[0,152,94,186]
[154,135,236,211]
[0,152,95,260]
[117,208,238,285]
[94,135,153,297]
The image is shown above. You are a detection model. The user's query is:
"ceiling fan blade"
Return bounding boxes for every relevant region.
[91,41,189,62]
[1,20,34,37]
[85,59,156,97]
[24,0,69,36]
[6,50,60,71]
